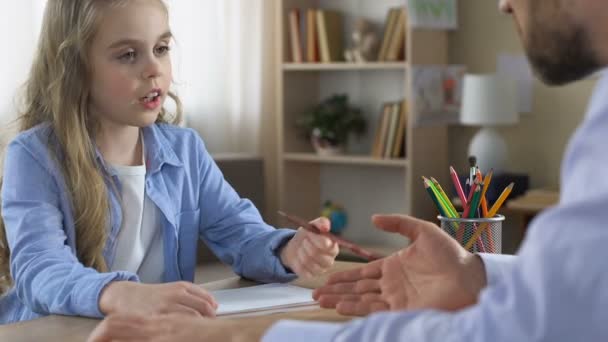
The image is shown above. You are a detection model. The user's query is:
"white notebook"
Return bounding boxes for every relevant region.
[209,283,319,317]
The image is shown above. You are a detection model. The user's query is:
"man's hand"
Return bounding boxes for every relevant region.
[314,214,487,316]
[99,281,218,317]
[280,217,339,278]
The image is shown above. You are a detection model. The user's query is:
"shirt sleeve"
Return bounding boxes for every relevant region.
[262,195,608,341]
[194,137,296,283]
[2,142,138,318]
[477,253,516,286]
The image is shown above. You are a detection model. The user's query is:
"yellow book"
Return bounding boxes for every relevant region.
[316,10,343,63]
[374,104,392,158]
[288,9,303,63]
[386,8,407,61]
[384,102,401,158]
[306,9,318,62]
[392,100,408,158]
[378,8,399,61]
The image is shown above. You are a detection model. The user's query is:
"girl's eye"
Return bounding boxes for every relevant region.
[119,50,136,62]
[155,45,171,56]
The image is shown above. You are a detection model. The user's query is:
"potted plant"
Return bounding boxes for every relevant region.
[296,94,366,156]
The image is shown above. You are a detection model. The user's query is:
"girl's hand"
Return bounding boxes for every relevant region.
[280,217,339,278]
[99,281,218,317]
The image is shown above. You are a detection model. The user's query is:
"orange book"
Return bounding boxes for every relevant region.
[289,9,303,63]
[306,9,318,62]
[386,8,407,61]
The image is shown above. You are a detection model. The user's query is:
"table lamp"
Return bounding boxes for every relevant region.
[460,74,519,172]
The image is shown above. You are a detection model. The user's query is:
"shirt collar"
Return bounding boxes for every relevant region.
[94,124,183,176]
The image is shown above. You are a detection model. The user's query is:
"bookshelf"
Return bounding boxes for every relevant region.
[275,0,449,249]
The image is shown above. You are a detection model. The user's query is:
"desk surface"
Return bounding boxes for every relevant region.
[506,189,559,214]
[0,261,362,342]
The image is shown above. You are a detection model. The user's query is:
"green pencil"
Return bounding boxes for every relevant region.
[423,178,448,218]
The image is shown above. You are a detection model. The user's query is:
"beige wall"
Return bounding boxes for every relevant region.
[448,0,597,189]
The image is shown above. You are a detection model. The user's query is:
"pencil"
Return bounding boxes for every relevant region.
[277,211,385,261]
[468,186,482,218]
[480,169,493,217]
[423,178,449,218]
[424,177,457,218]
[450,166,468,208]
[480,169,494,250]
[430,177,458,217]
[487,182,514,217]
[462,179,479,218]
[464,182,515,251]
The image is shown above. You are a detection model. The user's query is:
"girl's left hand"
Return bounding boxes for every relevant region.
[279,217,339,278]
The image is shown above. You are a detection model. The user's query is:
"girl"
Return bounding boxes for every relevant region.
[0,0,338,324]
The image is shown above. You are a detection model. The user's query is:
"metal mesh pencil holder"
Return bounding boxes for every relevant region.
[437,214,504,254]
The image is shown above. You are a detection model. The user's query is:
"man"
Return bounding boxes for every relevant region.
[88,0,608,340]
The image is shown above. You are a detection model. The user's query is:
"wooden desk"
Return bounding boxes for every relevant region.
[505,189,559,243]
[0,262,362,342]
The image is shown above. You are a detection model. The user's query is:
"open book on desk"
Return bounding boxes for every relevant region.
[209,283,319,318]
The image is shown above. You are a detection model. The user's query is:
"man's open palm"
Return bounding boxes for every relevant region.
[314,215,487,316]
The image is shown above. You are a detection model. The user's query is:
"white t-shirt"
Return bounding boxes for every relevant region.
[109,140,164,283]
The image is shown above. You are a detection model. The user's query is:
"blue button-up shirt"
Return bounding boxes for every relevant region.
[264,74,608,341]
[0,123,296,324]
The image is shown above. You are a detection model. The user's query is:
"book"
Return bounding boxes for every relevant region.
[378,8,399,61]
[386,8,407,61]
[371,104,386,157]
[289,9,303,63]
[384,102,401,158]
[316,10,343,63]
[392,100,408,158]
[209,283,318,318]
[306,9,319,62]
[374,103,392,158]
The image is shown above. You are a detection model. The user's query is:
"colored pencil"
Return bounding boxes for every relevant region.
[449,166,468,208]
[424,177,458,219]
[480,169,493,217]
[480,169,494,250]
[487,182,514,217]
[464,182,515,251]
[423,178,449,218]
[431,177,458,216]
[468,186,482,218]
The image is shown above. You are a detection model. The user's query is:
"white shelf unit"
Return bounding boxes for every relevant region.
[275,0,449,249]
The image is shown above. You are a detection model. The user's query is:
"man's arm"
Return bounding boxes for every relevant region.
[265,198,608,341]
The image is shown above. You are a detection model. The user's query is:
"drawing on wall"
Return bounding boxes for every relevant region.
[412,65,465,122]
[407,0,458,30]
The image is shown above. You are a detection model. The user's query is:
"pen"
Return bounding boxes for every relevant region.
[278,211,385,261]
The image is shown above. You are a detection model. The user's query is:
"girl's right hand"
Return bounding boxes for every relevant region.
[99,281,218,317]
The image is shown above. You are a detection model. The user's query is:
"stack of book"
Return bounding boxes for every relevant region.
[371,100,407,159]
[377,7,407,62]
[287,6,407,63]
[288,8,344,63]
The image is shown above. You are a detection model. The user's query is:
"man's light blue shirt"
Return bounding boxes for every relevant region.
[0,123,296,324]
[264,74,608,341]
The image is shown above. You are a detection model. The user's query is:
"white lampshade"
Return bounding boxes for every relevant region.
[460,74,518,126]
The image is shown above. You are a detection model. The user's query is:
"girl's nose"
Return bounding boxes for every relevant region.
[142,57,162,79]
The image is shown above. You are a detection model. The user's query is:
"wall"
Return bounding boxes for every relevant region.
[448,0,597,189]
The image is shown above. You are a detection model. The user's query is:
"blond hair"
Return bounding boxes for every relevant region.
[0,0,182,294]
